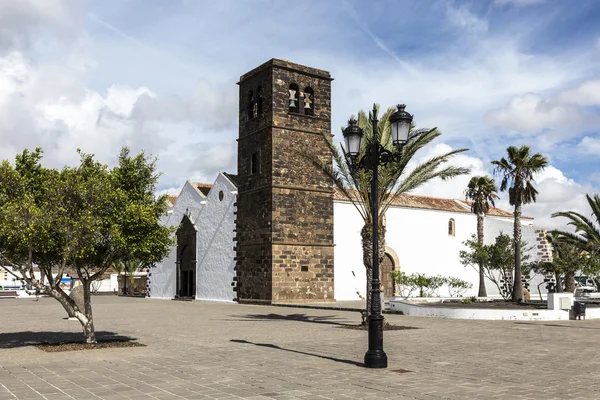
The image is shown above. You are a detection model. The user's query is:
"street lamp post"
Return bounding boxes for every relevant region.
[343,104,413,369]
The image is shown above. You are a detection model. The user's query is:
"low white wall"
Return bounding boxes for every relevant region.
[389,299,600,320]
[389,300,571,320]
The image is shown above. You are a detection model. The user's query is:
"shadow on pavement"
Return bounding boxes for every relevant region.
[514,322,600,330]
[231,313,353,326]
[0,331,137,349]
[230,339,363,367]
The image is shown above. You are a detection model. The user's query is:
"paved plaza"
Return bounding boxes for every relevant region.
[1,297,600,399]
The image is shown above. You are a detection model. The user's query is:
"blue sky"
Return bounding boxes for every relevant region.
[0,0,599,228]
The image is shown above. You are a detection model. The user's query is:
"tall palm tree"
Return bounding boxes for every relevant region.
[312,104,470,313]
[464,176,498,297]
[491,145,548,302]
[551,194,600,256]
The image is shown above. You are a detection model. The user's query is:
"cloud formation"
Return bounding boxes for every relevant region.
[0,0,598,233]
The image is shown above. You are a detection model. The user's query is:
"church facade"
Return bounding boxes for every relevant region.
[147,59,551,303]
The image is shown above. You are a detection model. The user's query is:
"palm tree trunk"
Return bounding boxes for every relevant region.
[564,272,575,292]
[476,213,487,297]
[512,202,523,302]
[361,223,386,316]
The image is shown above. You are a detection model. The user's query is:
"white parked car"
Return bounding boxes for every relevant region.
[574,276,597,293]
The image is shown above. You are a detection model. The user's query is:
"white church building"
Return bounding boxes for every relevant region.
[147,177,545,302]
[147,59,550,303]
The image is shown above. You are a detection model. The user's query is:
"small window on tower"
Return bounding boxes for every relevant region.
[303,87,314,116]
[448,219,456,236]
[250,152,260,175]
[247,90,255,120]
[288,83,299,113]
[257,86,264,116]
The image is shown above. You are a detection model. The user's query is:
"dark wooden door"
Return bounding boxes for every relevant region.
[381,253,395,299]
[180,270,195,298]
[176,214,196,298]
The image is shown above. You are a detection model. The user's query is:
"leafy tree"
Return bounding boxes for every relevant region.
[491,145,548,301]
[312,104,469,313]
[0,148,172,343]
[460,233,535,300]
[391,271,467,298]
[391,270,416,298]
[531,235,591,293]
[464,175,498,297]
[446,277,473,298]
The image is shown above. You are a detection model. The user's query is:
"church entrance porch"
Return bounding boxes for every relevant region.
[176,214,197,299]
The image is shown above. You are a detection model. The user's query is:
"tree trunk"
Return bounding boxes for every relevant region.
[49,287,97,343]
[512,202,524,302]
[564,271,576,293]
[554,271,562,293]
[361,223,386,316]
[82,280,96,343]
[476,212,487,297]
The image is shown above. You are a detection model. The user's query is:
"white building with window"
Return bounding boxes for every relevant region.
[148,178,547,302]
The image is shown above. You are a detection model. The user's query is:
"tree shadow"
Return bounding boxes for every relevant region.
[231,313,353,326]
[0,331,137,349]
[514,322,600,330]
[230,339,363,367]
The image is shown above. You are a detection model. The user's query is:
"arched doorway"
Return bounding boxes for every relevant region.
[381,253,396,299]
[176,214,197,298]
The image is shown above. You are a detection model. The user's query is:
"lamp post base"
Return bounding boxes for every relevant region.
[364,350,388,368]
[364,314,388,368]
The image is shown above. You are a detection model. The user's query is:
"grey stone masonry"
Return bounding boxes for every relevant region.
[235,59,334,303]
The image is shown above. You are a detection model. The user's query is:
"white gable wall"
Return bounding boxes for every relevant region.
[334,200,541,300]
[148,181,206,299]
[193,174,237,302]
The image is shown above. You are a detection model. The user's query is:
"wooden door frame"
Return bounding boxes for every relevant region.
[384,246,400,297]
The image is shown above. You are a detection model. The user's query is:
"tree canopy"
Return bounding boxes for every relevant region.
[0,147,172,342]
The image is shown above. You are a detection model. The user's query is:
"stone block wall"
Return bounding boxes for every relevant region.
[535,229,554,263]
[236,59,334,303]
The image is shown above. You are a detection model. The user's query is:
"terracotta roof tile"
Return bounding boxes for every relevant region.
[189,182,212,196]
[333,188,529,219]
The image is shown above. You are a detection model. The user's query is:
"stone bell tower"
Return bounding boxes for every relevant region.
[235,59,334,303]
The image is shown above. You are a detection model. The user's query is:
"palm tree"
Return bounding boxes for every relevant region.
[312,104,469,313]
[491,145,548,302]
[464,176,499,297]
[113,259,145,294]
[551,194,600,256]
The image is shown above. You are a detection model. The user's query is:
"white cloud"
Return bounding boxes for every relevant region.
[405,143,596,231]
[484,73,600,147]
[557,79,600,106]
[520,166,596,230]
[577,136,600,155]
[494,0,545,6]
[485,93,590,135]
[0,0,85,52]
[446,4,488,35]
[409,143,489,200]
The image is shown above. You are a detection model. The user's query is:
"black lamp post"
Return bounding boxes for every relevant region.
[343,104,413,369]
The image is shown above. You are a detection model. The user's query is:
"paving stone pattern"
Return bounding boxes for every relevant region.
[0,296,599,399]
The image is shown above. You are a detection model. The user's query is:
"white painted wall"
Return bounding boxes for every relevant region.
[334,200,542,300]
[193,174,237,302]
[148,181,206,299]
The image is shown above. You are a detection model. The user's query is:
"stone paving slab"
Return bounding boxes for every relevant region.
[1,296,599,399]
